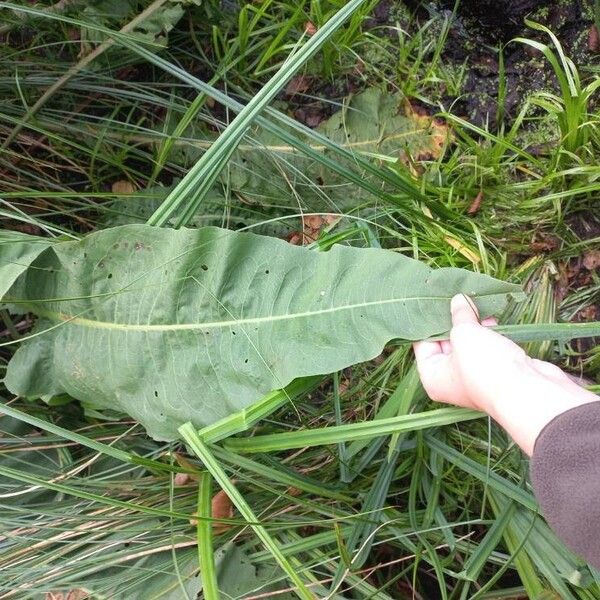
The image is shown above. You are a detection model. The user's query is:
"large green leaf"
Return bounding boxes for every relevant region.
[3,224,521,440]
[0,230,55,299]
[166,87,447,211]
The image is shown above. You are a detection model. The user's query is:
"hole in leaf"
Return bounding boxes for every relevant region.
[265,269,270,274]
[107,273,113,279]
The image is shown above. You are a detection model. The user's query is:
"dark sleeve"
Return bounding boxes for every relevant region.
[530,401,600,569]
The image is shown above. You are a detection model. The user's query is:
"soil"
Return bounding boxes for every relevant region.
[380,0,597,127]
[287,1,597,131]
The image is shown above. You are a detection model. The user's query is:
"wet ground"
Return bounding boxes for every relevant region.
[285,1,597,133]
[379,0,598,127]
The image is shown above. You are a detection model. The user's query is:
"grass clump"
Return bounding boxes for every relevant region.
[1,1,600,598]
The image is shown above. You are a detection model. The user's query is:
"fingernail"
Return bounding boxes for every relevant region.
[450,294,478,317]
[450,294,468,312]
[461,294,479,315]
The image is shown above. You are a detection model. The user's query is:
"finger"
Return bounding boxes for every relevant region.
[440,339,452,355]
[413,342,454,403]
[481,317,498,327]
[451,294,480,326]
[413,340,443,363]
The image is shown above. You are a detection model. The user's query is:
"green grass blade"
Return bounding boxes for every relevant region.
[179,423,314,600]
[212,446,353,502]
[428,321,600,343]
[0,401,179,473]
[146,0,369,227]
[426,435,538,511]
[330,438,402,590]
[198,376,322,444]
[197,472,219,600]
[0,462,193,521]
[487,492,546,599]
[460,501,516,582]
[0,2,431,217]
[222,408,482,453]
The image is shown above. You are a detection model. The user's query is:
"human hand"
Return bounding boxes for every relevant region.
[414,294,598,455]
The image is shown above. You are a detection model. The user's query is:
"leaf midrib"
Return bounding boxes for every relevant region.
[29,292,508,332]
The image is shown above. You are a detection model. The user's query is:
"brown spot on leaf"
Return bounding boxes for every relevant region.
[400,103,453,171]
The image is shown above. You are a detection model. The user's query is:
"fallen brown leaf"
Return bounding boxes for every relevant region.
[174,472,191,486]
[111,180,136,194]
[529,234,560,253]
[46,590,88,600]
[404,103,452,162]
[303,214,327,230]
[189,488,234,534]
[287,214,338,246]
[589,25,599,53]
[285,75,311,97]
[304,21,317,36]
[577,305,598,321]
[467,191,483,215]
[583,249,600,270]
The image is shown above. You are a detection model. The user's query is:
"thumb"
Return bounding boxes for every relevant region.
[451,294,480,326]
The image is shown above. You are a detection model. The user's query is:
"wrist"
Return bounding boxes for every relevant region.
[486,376,599,456]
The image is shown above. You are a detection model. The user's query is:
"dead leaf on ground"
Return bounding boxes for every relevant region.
[529,234,560,253]
[304,21,317,36]
[583,249,600,270]
[577,305,598,321]
[111,180,136,194]
[174,472,191,486]
[294,107,325,128]
[285,75,312,97]
[467,191,483,215]
[287,214,338,246]
[353,58,365,76]
[190,488,234,534]
[444,235,481,266]
[589,25,600,52]
[404,103,452,162]
[46,590,89,600]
